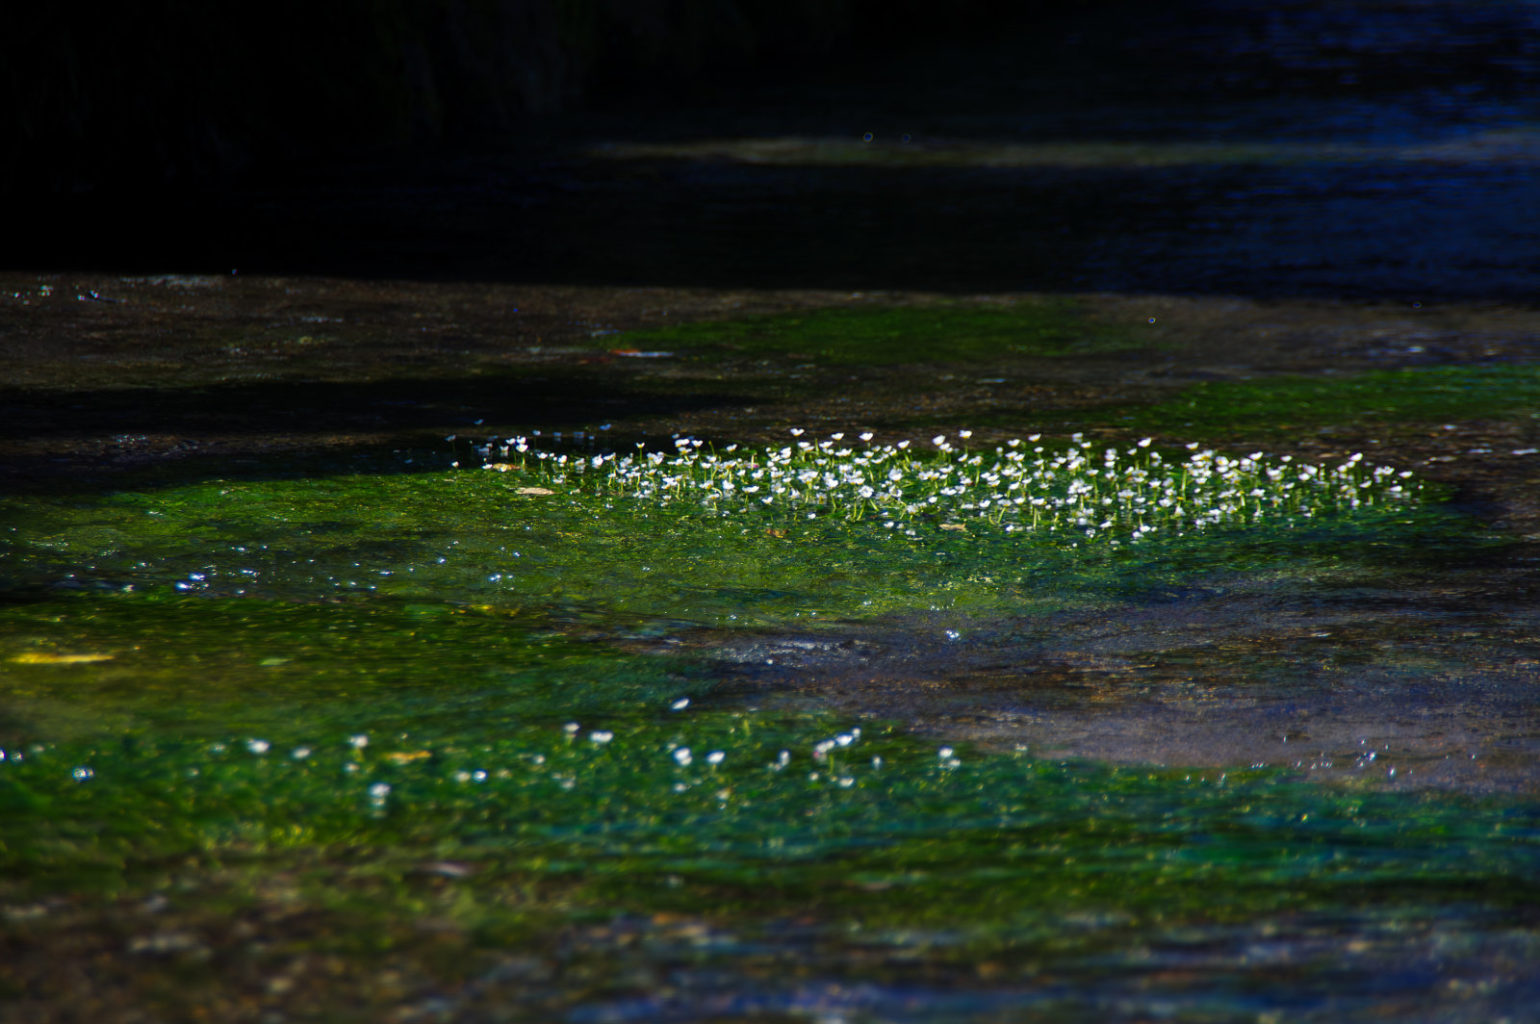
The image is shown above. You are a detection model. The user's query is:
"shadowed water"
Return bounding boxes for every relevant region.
[14,2,1539,303]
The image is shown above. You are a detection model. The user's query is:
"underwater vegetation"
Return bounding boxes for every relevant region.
[487,429,1418,544]
[1,423,1535,1021]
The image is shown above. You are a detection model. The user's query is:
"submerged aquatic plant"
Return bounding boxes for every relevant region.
[481,430,1420,546]
[1,423,1528,1024]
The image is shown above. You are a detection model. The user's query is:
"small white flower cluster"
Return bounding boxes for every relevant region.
[485,430,1418,544]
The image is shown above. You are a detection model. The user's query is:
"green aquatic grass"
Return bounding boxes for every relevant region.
[0,499,1484,752]
[4,702,1537,957]
[0,594,696,743]
[1068,362,1540,437]
[0,452,1457,636]
[0,437,1474,754]
[607,302,1145,364]
[0,446,1529,1019]
[500,431,1422,545]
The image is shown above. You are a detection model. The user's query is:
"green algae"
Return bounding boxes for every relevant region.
[1063,362,1540,438]
[0,451,1530,1020]
[607,302,1145,365]
[4,698,1537,988]
[0,457,1466,638]
[0,594,691,744]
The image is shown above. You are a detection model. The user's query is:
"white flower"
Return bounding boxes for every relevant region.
[246,739,270,755]
[495,429,1415,557]
[673,747,693,766]
[670,697,690,711]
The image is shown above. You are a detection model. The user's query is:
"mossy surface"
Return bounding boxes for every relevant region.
[0,454,1460,639]
[0,426,1531,1020]
[1061,362,1540,437]
[4,651,1538,1017]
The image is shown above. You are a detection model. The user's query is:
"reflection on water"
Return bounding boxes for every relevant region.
[560,916,1540,1024]
[592,131,1540,169]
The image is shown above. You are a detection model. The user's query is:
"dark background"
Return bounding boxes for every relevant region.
[5,1,1537,299]
[3,0,1063,189]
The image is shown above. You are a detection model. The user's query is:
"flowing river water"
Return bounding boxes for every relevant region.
[4,1,1540,1021]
